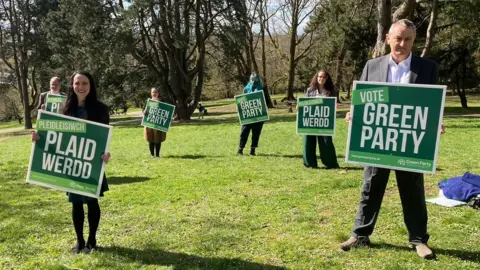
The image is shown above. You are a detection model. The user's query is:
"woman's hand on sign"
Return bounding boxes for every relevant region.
[345,112,352,122]
[101,152,111,164]
[30,130,40,142]
[440,122,446,134]
[40,104,45,111]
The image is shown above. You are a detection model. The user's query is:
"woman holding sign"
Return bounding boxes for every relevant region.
[143,87,167,158]
[31,71,111,254]
[237,73,265,156]
[302,70,340,169]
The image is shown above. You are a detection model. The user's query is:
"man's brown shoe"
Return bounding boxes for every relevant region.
[340,236,370,251]
[414,243,435,260]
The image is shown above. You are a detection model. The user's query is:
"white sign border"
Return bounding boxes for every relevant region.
[345,81,447,174]
[140,98,176,133]
[296,96,337,137]
[26,110,113,198]
[234,90,270,125]
[45,93,66,113]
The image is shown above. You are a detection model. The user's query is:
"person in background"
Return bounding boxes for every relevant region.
[31,71,111,254]
[38,76,65,111]
[237,73,265,156]
[144,87,167,158]
[302,70,340,169]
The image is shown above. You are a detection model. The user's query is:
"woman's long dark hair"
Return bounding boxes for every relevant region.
[63,71,98,117]
[308,69,335,97]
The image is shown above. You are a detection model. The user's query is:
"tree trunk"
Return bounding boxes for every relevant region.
[459,57,468,108]
[334,40,347,94]
[286,55,296,100]
[372,0,391,58]
[260,0,274,108]
[286,19,297,100]
[285,0,299,101]
[21,68,33,129]
[421,0,438,57]
[392,0,416,22]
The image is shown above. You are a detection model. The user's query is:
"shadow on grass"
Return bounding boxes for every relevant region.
[257,154,303,158]
[99,246,286,269]
[164,154,223,159]
[257,153,348,159]
[440,124,479,129]
[113,121,143,128]
[0,130,30,138]
[192,111,237,117]
[340,166,364,171]
[370,242,480,263]
[110,116,141,123]
[108,176,151,185]
[443,106,480,115]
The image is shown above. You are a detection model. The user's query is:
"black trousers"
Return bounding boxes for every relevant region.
[352,167,429,245]
[239,122,264,149]
[302,135,339,169]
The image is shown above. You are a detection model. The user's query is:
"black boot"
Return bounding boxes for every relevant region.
[83,237,97,254]
[236,148,243,155]
[250,147,256,156]
[72,240,85,254]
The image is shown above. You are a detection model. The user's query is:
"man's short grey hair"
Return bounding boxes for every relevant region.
[50,76,61,83]
[389,19,416,35]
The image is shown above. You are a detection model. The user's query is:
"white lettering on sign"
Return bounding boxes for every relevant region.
[360,103,428,154]
[42,131,96,179]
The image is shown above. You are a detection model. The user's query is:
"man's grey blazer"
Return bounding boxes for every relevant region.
[360,54,439,85]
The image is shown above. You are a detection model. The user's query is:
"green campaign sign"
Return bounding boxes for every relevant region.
[235,91,269,125]
[296,97,337,136]
[26,111,112,198]
[141,99,175,132]
[346,81,446,174]
[45,93,66,113]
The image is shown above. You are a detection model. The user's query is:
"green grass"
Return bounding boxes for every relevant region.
[0,121,26,130]
[0,98,480,269]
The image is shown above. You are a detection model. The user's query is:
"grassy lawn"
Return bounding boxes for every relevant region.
[0,121,27,130]
[0,96,479,269]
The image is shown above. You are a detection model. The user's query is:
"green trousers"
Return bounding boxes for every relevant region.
[302,135,340,169]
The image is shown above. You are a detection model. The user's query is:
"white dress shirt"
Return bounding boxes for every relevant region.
[387,53,412,84]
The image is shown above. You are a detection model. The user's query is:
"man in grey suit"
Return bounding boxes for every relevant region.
[340,19,445,260]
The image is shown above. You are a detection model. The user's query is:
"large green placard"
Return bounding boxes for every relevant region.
[26,111,112,198]
[235,91,269,125]
[141,99,175,132]
[346,81,446,174]
[45,93,66,113]
[296,97,336,136]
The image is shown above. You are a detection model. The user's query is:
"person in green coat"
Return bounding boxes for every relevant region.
[302,70,340,169]
[237,73,265,156]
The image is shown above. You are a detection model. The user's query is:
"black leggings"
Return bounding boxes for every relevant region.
[72,200,101,245]
[149,142,161,157]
